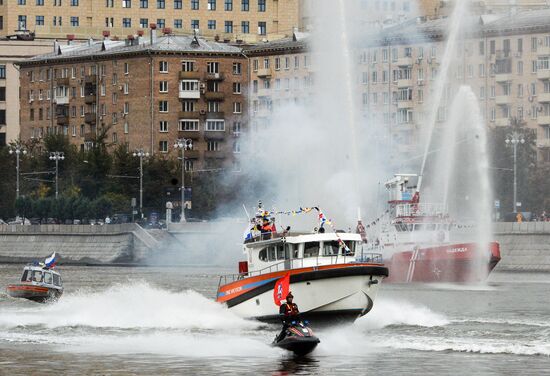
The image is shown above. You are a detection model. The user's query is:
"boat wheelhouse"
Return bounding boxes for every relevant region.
[7,264,63,303]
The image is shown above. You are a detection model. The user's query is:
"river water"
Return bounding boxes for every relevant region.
[0,265,549,375]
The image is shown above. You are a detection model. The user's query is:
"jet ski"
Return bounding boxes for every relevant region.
[272,320,320,356]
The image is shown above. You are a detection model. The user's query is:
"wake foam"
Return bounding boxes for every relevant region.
[0,282,257,331]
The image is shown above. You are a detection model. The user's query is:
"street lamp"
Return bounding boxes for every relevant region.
[8,144,27,199]
[173,138,193,223]
[48,151,65,199]
[505,131,525,212]
[132,148,149,219]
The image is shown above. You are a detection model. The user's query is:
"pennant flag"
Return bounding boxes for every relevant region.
[44,252,57,269]
[273,272,290,306]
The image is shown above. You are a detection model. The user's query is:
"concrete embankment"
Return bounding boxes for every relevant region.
[493,222,550,272]
[0,223,159,265]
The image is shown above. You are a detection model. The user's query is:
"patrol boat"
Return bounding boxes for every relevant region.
[216,211,389,325]
[7,254,63,303]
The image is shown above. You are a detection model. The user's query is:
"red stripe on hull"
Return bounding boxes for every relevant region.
[385,242,501,283]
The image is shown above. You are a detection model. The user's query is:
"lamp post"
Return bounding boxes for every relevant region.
[8,145,27,199]
[48,151,65,199]
[173,138,193,223]
[132,148,149,219]
[505,131,525,212]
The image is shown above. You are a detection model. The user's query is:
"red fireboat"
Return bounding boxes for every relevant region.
[359,174,501,283]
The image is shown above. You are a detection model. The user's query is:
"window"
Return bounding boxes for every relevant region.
[532,37,538,52]
[191,0,199,9]
[182,61,195,72]
[232,121,241,136]
[185,160,194,171]
[206,119,225,131]
[258,21,266,35]
[233,102,242,113]
[179,119,199,131]
[174,19,182,28]
[140,0,148,7]
[36,15,44,25]
[18,0,26,4]
[159,61,168,72]
[241,21,249,33]
[18,15,27,29]
[207,101,220,112]
[181,101,195,112]
[241,0,249,11]
[122,18,131,27]
[233,141,240,153]
[159,81,168,92]
[225,21,233,33]
[225,0,232,10]
[157,18,165,28]
[36,0,44,5]
[180,80,199,92]
[159,100,168,112]
[207,140,220,151]
[157,0,165,8]
[174,0,182,8]
[258,0,265,11]
[191,19,199,30]
[208,0,216,10]
[159,120,168,132]
[159,140,168,152]
[140,18,148,28]
[122,0,131,7]
[208,20,216,29]
[517,61,523,75]
[106,0,113,6]
[207,62,219,73]
[480,86,485,99]
[233,62,241,74]
[233,82,241,93]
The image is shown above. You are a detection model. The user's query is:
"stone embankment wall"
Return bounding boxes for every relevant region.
[0,224,158,265]
[493,222,550,272]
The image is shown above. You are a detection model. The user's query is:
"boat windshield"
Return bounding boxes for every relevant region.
[53,274,61,287]
[32,270,43,282]
[323,241,340,256]
[21,270,30,282]
[304,242,320,258]
[44,272,52,284]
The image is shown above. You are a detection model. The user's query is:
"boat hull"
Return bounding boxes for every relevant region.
[6,284,63,303]
[217,264,388,326]
[384,241,501,283]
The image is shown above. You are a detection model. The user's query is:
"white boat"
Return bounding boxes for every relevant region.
[216,222,389,325]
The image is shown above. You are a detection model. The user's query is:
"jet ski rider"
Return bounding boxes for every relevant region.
[276,292,300,341]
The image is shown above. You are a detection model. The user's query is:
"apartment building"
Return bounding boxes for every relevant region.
[359,9,550,163]
[18,32,248,171]
[244,34,311,130]
[0,0,302,42]
[0,39,53,146]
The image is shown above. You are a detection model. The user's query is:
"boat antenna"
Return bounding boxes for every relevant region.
[357,206,362,221]
[242,203,251,221]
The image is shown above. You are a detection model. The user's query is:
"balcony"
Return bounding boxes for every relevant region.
[538,93,550,103]
[537,46,550,56]
[537,138,550,148]
[537,70,550,80]
[257,88,272,97]
[85,112,96,124]
[397,100,414,109]
[205,72,224,81]
[84,74,97,84]
[495,95,512,105]
[179,89,201,99]
[397,79,413,88]
[204,91,225,101]
[204,150,225,159]
[257,68,272,78]
[537,116,550,125]
[56,77,70,86]
[84,132,95,142]
[179,70,201,80]
[204,131,227,140]
[183,149,200,159]
[84,94,95,104]
[56,114,69,125]
[495,118,510,127]
[206,112,225,120]
[495,73,513,82]
[396,56,413,67]
[178,111,201,119]
[55,95,69,105]
[177,130,200,140]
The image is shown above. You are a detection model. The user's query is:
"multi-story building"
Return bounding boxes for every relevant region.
[0,0,302,42]
[244,34,311,130]
[18,31,248,171]
[359,8,550,163]
[0,39,53,146]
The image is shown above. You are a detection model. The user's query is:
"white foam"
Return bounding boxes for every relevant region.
[0,282,257,331]
[355,298,449,329]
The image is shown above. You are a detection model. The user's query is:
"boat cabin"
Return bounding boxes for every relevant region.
[20,265,63,290]
[244,232,363,275]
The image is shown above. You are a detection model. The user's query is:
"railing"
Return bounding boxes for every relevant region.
[395,203,446,217]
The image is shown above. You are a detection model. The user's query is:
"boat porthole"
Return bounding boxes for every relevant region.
[256,299,260,305]
[306,282,311,285]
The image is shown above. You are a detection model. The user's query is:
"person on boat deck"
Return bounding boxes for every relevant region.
[276,292,300,341]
